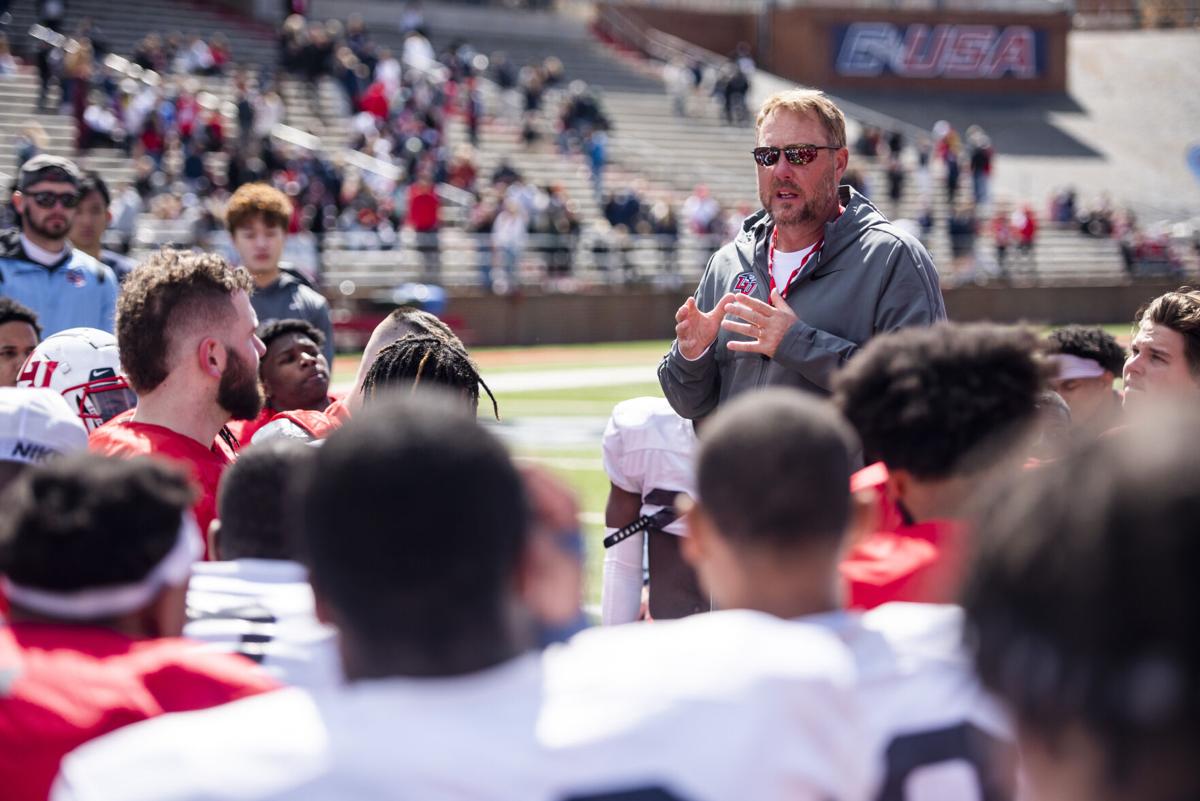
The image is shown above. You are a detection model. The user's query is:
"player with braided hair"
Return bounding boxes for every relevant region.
[360,333,498,419]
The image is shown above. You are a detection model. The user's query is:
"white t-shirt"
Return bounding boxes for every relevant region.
[601,396,695,538]
[184,559,341,690]
[771,241,820,296]
[53,610,868,801]
[808,603,1015,801]
[20,234,69,267]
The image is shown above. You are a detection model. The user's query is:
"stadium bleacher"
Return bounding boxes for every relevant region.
[0,0,1179,296]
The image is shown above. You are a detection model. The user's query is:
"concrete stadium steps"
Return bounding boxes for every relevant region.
[3,0,276,63]
[1,0,350,249]
[0,0,1132,286]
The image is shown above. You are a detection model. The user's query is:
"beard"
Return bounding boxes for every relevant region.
[759,165,838,229]
[218,347,265,421]
[21,207,71,243]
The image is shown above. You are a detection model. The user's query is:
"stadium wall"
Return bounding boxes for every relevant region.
[441,282,1177,346]
[608,3,1070,94]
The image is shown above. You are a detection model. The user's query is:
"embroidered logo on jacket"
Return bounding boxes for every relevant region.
[65,268,86,287]
[732,272,758,295]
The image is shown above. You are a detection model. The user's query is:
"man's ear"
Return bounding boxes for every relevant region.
[198,336,226,379]
[835,147,850,182]
[11,191,24,215]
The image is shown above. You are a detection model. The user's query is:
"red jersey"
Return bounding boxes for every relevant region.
[0,623,277,801]
[840,519,968,610]
[226,406,274,447]
[324,397,352,427]
[89,420,238,556]
[849,462,906,534]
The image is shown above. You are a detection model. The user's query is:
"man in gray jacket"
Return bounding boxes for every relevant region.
[660,90,945,418]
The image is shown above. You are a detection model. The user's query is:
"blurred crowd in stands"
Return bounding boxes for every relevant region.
[2,3,1194,291]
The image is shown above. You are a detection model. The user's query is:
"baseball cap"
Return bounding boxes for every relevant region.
[0,387,89,465]
[18,154,83,191]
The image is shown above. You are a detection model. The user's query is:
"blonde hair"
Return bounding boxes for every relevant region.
[755,89,847,149]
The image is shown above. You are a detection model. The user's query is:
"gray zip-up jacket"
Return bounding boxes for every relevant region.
[659,186,946,418]
[250,268,336,365]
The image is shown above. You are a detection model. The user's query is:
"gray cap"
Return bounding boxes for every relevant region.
[18,154,82,190]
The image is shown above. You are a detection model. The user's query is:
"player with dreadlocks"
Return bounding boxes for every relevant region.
[360,333,498,419]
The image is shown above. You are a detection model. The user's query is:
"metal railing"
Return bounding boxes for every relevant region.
[25,24,475,210]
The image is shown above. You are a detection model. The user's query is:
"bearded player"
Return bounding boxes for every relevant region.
[90,248,264,554]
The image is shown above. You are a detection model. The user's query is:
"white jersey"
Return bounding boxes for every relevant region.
[810,603,1015,801]
[601,396,695,537]
[184,559,341,689]
[54,610,869,801]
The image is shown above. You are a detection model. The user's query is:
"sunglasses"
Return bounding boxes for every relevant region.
[752,144,841,168]
[29,191,81,209]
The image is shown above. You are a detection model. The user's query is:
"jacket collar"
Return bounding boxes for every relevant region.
[0,228,74,271]
[736,185,893,277]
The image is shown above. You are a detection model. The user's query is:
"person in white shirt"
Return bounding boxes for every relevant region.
[185,438,340,689]
[600,396,707,624]
[681,388,1017,801]
[53,394,868,801]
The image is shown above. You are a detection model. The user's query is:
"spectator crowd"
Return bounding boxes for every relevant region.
[0,51,1199,801]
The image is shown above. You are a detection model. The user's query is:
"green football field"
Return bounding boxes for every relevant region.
[331,340,671,607]
[330,325,1133,607]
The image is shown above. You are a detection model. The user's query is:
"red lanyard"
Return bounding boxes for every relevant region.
[767,226,823,299]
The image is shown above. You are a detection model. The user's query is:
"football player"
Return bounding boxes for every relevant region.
[89,248,264,552]
[601,396,708,624]
[963,409,1200,801]
[16,326,136,431]
[185,438,340,688]
[1044,324,1124,435]
[0,454,276,801]
[226,319,332,445]
[832,322,1045,608]
[0,296,40,387]
[54,394,865,801]
[683,387,1016,801]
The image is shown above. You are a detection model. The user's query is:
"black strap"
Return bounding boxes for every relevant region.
[603,488,686,549]
[603,508,677,549]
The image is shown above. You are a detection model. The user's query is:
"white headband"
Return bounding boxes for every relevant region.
[1053,353,1107,381]
[1,514,203,620]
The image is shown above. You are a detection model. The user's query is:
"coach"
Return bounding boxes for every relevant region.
[659,89,945,417]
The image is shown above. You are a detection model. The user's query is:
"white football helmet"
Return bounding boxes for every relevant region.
[16,327,137,432]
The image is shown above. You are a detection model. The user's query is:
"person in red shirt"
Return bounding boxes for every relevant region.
[0,454,276,801]
[406,171,441,280]
[90,248,265,552]
[227,319,331,446]
[252,309,485,445]
[832,322,1045,608]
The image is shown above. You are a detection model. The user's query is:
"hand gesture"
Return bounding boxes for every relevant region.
[721,290,799,359]
[674,293,736,361]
